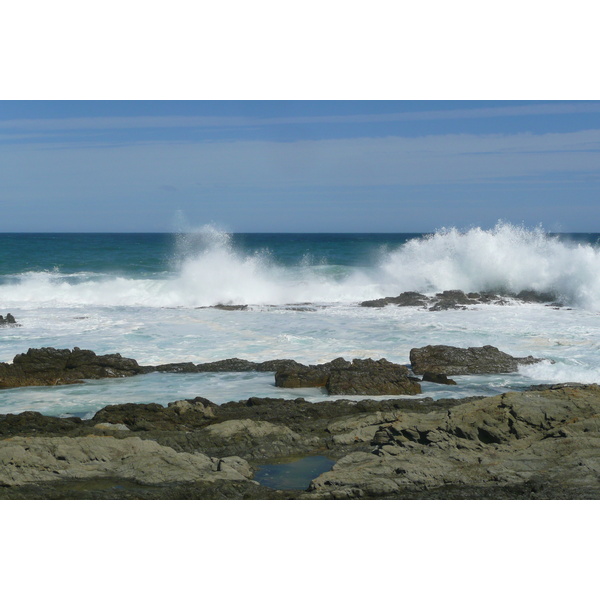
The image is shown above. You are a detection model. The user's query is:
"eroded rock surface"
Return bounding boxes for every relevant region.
[0,435,251,487]
[410,344,542,375]
[304,384,600,499]
[360,289,559,310]
[275,357,421,396]
[0,347,143,389]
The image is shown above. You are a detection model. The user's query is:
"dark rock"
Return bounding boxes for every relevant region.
[195,358,258,372]
[422,372,457,385]
[91,399,217,432]
[360,298,389,307]
[410,344,543,375]
[212,304,248,311]
[0,313,20,327]
[0,411,84,437]
[255,359,305,372]
[360,292,428,308]
[515,290,557,303]
[275,357,421,396]
[0,347,144,389]
[151,362,201,373]
[428,289,478,311]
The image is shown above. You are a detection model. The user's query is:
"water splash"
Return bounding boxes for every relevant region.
[3,222,600,309]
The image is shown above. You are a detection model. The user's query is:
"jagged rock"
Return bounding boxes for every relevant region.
[275,357,421,396]
[422,372,457,385]
[91,398,218,431]
[0,347,144,389]
[410,344,542,375]
[0,313,20,327]
[305,385,600,499]
[0,435,251,486]
[360,292,428,308]
[428,290,478,311]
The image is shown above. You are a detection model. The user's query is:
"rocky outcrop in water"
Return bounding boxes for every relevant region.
[360,292,428,308]
[4,384,600,498]
[360,289,559,310]
[0,347,144,389]
[409,344,543,375]
[275,357,421,395]
[0,313,19,326]
[145,357,305,374]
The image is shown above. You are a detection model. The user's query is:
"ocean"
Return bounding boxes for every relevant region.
[2,222,600,418]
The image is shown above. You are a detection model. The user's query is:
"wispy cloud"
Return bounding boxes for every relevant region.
[2,102,600,134]
[2,129,599,201]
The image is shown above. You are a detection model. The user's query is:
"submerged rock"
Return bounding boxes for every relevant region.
[410,344,542,375]
[0,347,144,389]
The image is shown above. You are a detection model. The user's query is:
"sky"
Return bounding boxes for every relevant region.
[1,100,600,233]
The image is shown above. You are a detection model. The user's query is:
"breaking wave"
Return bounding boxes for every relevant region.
[3,223,600,309]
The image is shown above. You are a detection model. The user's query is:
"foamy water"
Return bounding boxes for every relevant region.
[3,223,600,309]
[2,224,600,416]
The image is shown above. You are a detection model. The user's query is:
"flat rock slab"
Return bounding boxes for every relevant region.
[0,435,251,486]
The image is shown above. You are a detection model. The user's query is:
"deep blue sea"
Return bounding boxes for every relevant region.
[2,223,600,417]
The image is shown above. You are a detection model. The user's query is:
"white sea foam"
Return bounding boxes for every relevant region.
[3,223,600,309]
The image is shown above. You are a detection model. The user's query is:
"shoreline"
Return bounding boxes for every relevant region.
[2,377,599,499]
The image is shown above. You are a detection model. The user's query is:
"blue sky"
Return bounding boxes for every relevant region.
[2,100,600,232]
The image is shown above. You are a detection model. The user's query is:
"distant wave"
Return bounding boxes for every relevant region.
[3,223,600,309]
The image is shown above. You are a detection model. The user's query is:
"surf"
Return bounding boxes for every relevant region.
[2,223,600,310]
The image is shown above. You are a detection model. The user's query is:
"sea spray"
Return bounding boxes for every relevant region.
[2,223,600,309]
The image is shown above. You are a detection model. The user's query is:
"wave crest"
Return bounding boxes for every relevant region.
[3,223,600,309]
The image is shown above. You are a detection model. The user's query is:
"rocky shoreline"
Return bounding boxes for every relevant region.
[0,343,598,499]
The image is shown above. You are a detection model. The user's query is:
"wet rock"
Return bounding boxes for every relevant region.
[360,292,428,308]
[0,411,84,437]
[194,358,304,373]
[422,372,457,385]
[150,362,200,373]
[91,399,218,431]
[275,357,420,396]
[0,347,144,389]
[326,359,421,395]
[410,344,542,375]
[0,313,20,327]
[515,290,557,303]
[429,290,478,311]
[212,304,248,311]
